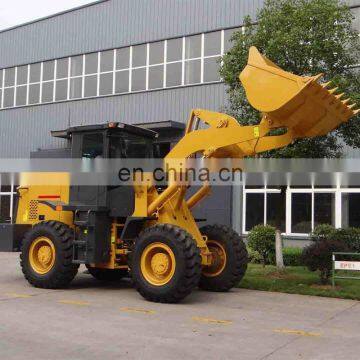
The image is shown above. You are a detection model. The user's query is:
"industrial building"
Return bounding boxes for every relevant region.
[0,0,359,240]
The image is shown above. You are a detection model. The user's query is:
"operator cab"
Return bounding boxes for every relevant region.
[51,122,157,159]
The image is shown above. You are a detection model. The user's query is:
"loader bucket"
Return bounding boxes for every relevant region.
[240,47,358,138]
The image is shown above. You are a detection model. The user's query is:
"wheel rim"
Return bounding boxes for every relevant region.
[203,240,227,277]
[140,242,176,286]
[29,236,56,275]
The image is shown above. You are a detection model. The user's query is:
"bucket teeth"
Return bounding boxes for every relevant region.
[354,109,360,115]
[321,81,332,88]
[329,87,338,94]
[348,104,357,110]
[336,93,345,99]
[342,98,351,105]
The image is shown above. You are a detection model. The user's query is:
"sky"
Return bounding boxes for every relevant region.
[0,0,95,30]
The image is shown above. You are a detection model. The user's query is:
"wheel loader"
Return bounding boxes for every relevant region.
[2,47,358,303]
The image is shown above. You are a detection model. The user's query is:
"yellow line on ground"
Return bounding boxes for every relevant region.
[58,300,90,306]
[5,293,33,299]
[192,316,232,325]
[120,307,155,315]
[274,329,321,337]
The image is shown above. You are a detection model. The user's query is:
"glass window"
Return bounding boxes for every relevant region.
[166,62,182,87]
[224,28,240,52]
[245,193,264,231]
[149,65,163,89]
[55,79,68,101]
[267,192,286,232]
[84,75,97,97]
[314,193,335,227]
[99,73,113,95]
[101,50,114,73]
[342,193,360,228]
[70,77,82,99]
[204,31,221,56]
[291,193,311,233]
[57,58,68,79]
[132,44,147,68]
[43,61,55,81]
[82,133,104,159]
[17,65,28,85]
[30,63,41,83]
[29,84,40,105]
[185,35,201,59]
[41,82,54,103]
[0,69,3,88]
[167,38,183,62]
[3,88,14,107]
[4,68,15,87]
[204,57,221,82]
[149,41,164,65]
[116,47,130,70]
[85,53,98,75]
[0,195,11,223]
[115,71,129,94]
[185,59,201,84]
[131,68,146,91]
[16,86,27,106]
[0,90,2,106]
[71,55,83,77]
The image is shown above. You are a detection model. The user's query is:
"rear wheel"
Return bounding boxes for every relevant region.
[131,224,201,303]
[20,221,79,288]
[199,224,248,291]
[86,266,128,281]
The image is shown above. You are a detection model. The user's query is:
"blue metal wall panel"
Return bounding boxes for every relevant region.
[0,0,264,68]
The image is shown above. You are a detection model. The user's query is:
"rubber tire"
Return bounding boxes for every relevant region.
[131,224,201,303]
[86,266,128,281]
[199,224,248,292]
[20,221,79,289]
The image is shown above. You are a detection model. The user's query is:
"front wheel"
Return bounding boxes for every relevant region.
[199,224,248,291]
[20,221,79,288]
[131,224,201,303]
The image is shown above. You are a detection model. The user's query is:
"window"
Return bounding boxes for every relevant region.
[204,57,221,82]
[16,86,27,106]
[342,193,360,228]
[167,38,183,62]
[351,7,360,32]
[84,75,97,97]
[149,41,164,65]
[185,35,201,59]
[224,28,240,52]
[85,53,98,75]
[131,68,146,91]
[99,73,113,96]
[0,28,229,110]
[132,44,147,68]
[55,79,68,101]
[0,182,17,223]
[267,192,286,232]
[291,193,312,233]
[43,61,55,81]
[4,68,15,87]
[245,193,264,231]
[185,60,201,85]
[166,62,182,87]
[115,71,129,94]
[16,66,28,85]
[42,82,54,103]
[82,133,103,158]
[70,77,82,99]
[314,193,335,227]
[57,58,69,79]
[101,50,114,73]
[204,31,221,56]
[149,65,163,89]
[116,48,130,70]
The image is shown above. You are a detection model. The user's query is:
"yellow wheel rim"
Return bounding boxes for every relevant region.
[29,236,56,275]
[203,240,227,277]
[140,242,176,286]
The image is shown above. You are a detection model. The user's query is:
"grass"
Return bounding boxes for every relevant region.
[238,264,360,301]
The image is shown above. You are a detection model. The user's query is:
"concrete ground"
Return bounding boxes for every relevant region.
[0,253,359,360]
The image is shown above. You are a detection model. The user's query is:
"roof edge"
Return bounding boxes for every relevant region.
[0,0,109,35]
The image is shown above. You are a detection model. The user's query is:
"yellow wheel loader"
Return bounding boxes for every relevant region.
[4,47,358,303]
